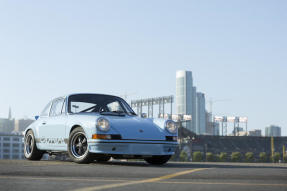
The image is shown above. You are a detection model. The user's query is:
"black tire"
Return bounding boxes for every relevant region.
[144,155,171,165]
[24,130,44,160]
[68,127,93,164]
[94,155,111,162]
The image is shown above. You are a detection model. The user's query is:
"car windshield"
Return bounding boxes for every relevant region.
[68,94,137,116]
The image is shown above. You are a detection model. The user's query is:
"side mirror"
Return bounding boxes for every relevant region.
[35,116,39,120]
[141,113,147,118]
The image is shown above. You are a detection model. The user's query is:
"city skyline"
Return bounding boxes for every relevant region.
[0,80,284,137]
[0,0,286,136]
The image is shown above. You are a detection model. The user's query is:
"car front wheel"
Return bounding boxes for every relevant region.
[144,155,171,165]
[24,130,44,160]
[68,127,93,164]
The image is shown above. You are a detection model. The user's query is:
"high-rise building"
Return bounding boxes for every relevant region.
[213,122,220,136]
[176,70,195,131]
[265,125,281,137]
[0,133,24,159]
[176,70,207,134]
[14,119,34,133]
[196,92,206,134]
[232,127,247,136]
[205,112,212,135]
[205,111,219,135]
[0,118,14,134]
[191,86,197,132]
[0,107,34,134]
[248,129,262,136]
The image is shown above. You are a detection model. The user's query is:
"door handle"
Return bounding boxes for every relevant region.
[42,122,46,125]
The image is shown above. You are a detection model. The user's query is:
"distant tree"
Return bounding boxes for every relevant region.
[170,154,177,161]
[193,151,202,162]
[219,152,228,162]
[179,150,189,162]
[283,152,287,163]
[214,154,220,162]
[231,152,241,162]
[271,152,281,163]
[206,152,214,162]
[245,152,254,162]
[259,152,268,162]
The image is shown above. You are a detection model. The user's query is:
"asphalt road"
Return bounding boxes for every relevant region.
[0,160,287,191]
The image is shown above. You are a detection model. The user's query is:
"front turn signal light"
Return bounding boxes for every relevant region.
[92,134,112,140]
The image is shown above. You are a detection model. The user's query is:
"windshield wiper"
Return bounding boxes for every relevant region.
[112,111,126,114]
[99,111,125,116]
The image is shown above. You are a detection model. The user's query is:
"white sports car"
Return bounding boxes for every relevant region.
[24,93,178,164]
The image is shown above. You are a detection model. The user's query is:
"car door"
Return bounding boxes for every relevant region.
[40,98,67,151]
[35,101,52,150]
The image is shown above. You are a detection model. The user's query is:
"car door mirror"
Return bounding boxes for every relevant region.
[141,113,147,118]
[35,115,39,120]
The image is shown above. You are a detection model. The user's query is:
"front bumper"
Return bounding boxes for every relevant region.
[88,139,178,156]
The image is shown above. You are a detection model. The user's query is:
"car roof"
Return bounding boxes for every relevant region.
[66,93,121,99]
[50,93,123,103]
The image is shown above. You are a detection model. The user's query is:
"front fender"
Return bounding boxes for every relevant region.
[152,118,178,136]
[23,121,38,138]
[66,121,95,139]
[152,118,166,130]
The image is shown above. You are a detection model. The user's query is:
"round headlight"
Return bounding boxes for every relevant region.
[96,117,110,132]
[165,120,177,134]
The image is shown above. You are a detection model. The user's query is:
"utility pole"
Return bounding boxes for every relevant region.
[283,145,286,162]
[271,137,275,162]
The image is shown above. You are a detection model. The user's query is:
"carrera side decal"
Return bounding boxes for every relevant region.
[36,138,66,145]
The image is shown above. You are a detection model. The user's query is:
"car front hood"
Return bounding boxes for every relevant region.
[106,116,166,141]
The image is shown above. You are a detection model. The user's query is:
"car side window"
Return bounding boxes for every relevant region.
[107,101,124,112]
[61,99,66,114]
[40,102,52,117]
[50,98,65,117]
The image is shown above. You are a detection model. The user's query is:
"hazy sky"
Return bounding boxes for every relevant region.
[0,0,286,135]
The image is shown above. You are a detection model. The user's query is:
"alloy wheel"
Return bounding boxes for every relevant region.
[71,132,88,158]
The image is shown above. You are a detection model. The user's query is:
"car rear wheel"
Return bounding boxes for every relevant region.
[68,127,93,164]
[24,130,44,160]
[144,155,171,165]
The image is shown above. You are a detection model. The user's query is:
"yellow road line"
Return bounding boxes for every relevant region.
[158,181,287,187]
[73,168,208,191]
[0,175,126,182]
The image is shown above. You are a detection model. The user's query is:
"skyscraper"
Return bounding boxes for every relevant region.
[196,92,206,134]
[176,70,194,131]
[265,125,281,137]
[191,86,197,132]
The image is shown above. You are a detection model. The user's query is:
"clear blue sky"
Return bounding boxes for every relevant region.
[0,0,286,135]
